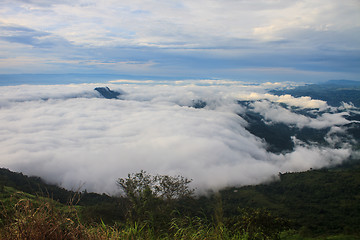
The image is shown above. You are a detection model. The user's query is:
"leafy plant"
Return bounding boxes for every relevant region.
[116,170,195,232]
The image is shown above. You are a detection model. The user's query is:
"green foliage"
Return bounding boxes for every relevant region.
[0,168,73,204]
[225,208,290,240]
[155,174,194,201]
[2,166,360,239]
[170,216,216,239]
[219,161,360,236]
[117,170,194,202]
[116,170,195,235]
[117,171,193,210]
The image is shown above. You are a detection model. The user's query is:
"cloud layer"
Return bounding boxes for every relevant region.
[0,81,357,194]
[1,0,359,81]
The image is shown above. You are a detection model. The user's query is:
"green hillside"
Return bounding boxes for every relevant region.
[1,163,360,239]
[219,163,360,236]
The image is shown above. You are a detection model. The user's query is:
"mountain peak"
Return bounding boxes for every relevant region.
[94,87,121,99]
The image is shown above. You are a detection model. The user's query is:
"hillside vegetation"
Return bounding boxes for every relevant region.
[1,162,360,239]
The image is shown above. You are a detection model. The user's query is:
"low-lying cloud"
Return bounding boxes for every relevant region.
[0,81,357,194]
[249,100,352,129]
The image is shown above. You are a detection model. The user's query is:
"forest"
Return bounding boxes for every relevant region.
[1,159,360,239]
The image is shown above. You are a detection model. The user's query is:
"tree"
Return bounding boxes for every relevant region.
[116,170,194,228]
[117,170,194,201]
[154,174,194,201]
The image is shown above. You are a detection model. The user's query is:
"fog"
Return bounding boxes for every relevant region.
[0,81,356,194]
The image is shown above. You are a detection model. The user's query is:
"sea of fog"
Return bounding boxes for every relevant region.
[0,79,358,194]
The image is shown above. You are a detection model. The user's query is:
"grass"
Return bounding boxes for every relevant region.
[1,183,360,240]
[1,193,85,239]
[280,231,360,240]
[0,190,261,240]
[1,192,359,240]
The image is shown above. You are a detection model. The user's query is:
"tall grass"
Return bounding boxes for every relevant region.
[1,197,86,240]
[0,189,290,240]
[0,196,250,240]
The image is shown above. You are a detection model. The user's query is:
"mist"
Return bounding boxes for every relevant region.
[0,81,357,194]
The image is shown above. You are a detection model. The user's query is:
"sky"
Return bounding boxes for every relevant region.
[0,81,358,194]
[1,0,360,83]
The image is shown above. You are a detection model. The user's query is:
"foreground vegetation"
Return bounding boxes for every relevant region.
[1,161,360,239]
[0,194,287,239]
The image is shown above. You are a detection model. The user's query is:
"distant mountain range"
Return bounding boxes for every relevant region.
[270,80,360,107]
[324,79,360,86]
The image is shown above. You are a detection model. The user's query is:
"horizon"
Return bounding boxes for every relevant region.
[0,73,359,87]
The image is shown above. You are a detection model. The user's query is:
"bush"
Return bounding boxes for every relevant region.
[116,170,194,232]
[225,208,291,240]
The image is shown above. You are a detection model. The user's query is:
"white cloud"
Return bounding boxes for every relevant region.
[1,0,359,49]
[252,0,360,44]
[250,100,311,127]
[0,81,356,194]
[242,92,328,110]
[0,0,359,79]
[247,100,353,129]
[277,146,351,172]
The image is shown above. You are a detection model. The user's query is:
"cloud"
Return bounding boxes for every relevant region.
[0,1,359,80]
[0,81,356,194]
[0,24,67,48]
[245,99,354,129]
[109,79,156,84]
[242,92,328,109]
[276,145,351,172]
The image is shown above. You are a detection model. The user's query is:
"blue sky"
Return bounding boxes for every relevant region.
[0,0,359,83]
